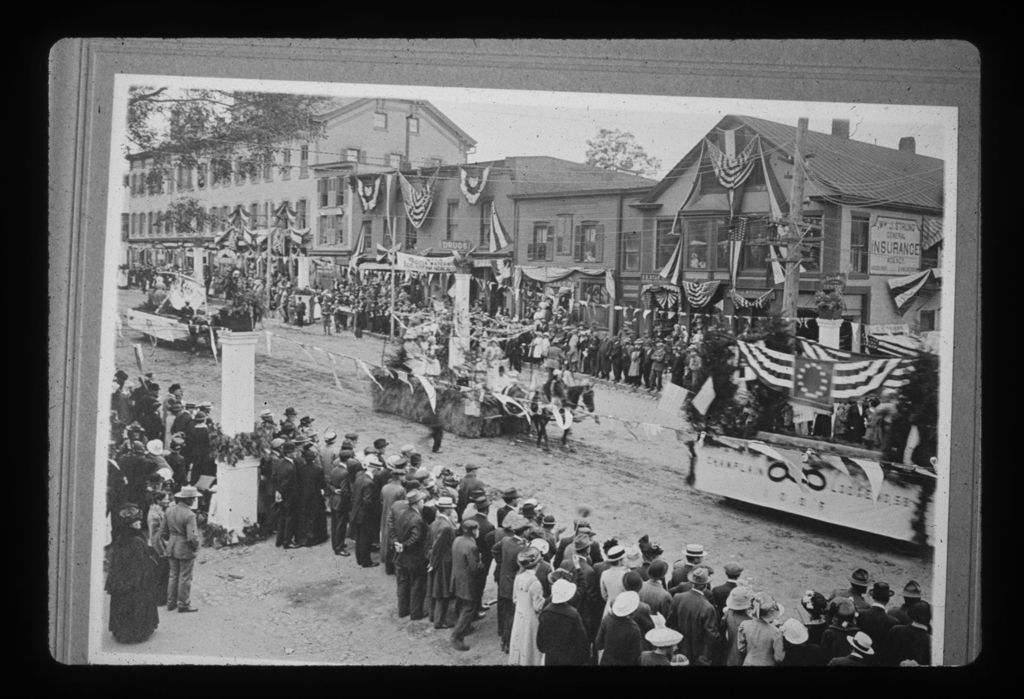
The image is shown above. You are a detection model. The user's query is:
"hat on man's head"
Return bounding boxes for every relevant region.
[281,441,297,454]
[363,446,378,455]
[115,369,129,382]
[460,519,480,535]
[780,618,809,645]
[645,625,683,649]
[413,467,430,481]
[284,407,297,416]
[300,416,314,425]
[551,579,577,605]
[386,454,407,468]
[870,582,894,602]
[684,544,705,558]
[612,591,640,618]
[323,430,337,443]
[373,438,389,449]
[400,444,416,455]
[406,490,426,506]
[270,438,286,449]
[724,562,744,579]
[542,514,556,528]
[502,487,519,499]
[130,441,147,455]
[726,586,754,612]
[402,479,421,491]
[340,440,354,451]
[648,559,669,581]
[145,439,168,456]
[849,568,871,586]
[847,632,874,656]
[606,545,626,562]
[687,566,711,586]
[259,408,274,419]
[465,464,480,473]
[344,432,359,441]
[902,580,923,599]
[175,485,201,499]
[198,401,213,410]
[436,496,456,510]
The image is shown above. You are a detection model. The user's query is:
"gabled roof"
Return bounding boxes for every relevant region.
[315,98,477,149]
[641,114,943,212]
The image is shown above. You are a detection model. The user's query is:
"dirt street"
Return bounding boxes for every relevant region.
[101,289,931,664]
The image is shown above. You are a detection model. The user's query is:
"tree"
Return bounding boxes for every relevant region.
[584,129,661,177]
[158,197,213,237]
[126,87,332,170]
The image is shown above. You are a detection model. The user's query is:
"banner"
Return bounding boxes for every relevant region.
[692,438,934,544]
[395,251,457,273]
[791,356,835,411]
[869,216,922,275]
[692,377,716,415]
[657,382,690,417]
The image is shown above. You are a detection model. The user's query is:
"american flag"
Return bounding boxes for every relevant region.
[490,207,511,252]
[658,210,685,287]
[729,216,748,288]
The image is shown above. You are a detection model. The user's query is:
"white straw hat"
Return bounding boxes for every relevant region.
[645,626,683,648]
[612,591,640,617]
[551,579,577,604]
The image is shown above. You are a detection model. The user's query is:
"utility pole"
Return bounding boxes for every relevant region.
[781,117,809,328]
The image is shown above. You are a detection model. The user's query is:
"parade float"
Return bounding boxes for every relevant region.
[124,271,221,347]
[678,320,938,547]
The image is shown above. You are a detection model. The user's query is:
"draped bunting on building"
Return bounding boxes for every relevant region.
[354,174,383,213]
[641,284,680,310]
[398,170,439,229]
[736,340,909,399]
[730,288,774,310]
[682,280,724,309]
[459,166,491,205]
[348,223,368,270]
[728,217,748,288]
[490,208,511,252]
[887,268,939,314]
[705,132,761,218]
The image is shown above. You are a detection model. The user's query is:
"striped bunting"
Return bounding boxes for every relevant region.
[887,269,937,314]
[398,170,439,230]
[867,333,923,358]
[737,340,909,398]
[490,207,511,252]
[682,280,723,309]
[706,135,759,189]
[354,174,383,212]
[658,228,685,287]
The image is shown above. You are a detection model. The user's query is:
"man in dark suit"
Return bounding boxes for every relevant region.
[888,580,927,627]
[857,582,901,656]
[349,459,378,567]
[882,601,932,666]
[831,567,873,614]
[450,519,483,651]
[495,488,519,530]
[273,442,299,549]
[492,514,530,653]
[456,464,484,519]
[666,566,720,666]
[394,490,429,619]
[710,562,744,617]
[327,456,351,556]
[468,494,496,618]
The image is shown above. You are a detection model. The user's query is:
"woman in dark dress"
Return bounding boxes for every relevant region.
[106,504,160,644]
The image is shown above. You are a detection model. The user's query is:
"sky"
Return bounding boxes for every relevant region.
[120,76,953,182]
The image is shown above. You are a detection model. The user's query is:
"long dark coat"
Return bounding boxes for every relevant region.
[537,602,591,666]
[105,531,160,644]
[469,511,496,576]
[450,534,482,600]
[394,506,428,568]
[427,516,456,599]
[492,535,527,599]
[349,471,375,525]
[596,614,642,666]
[858,605,902,655]
[295,455,325,544]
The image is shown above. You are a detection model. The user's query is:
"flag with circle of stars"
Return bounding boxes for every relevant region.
[791,355,835,411]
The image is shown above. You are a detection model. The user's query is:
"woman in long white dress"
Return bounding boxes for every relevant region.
[508,548,546,666]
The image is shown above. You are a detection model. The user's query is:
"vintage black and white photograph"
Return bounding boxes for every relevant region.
[48,40,979,669]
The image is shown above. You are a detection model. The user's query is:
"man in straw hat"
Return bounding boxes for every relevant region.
[827,631,876,667]
[668,543,715,594]
[160,485,201,613]
[596,590,643,666]
[393,489,429,620]
[450,519,484,651]
[667,565,720,666]
[642,621,687,666]
[427,496,458,629]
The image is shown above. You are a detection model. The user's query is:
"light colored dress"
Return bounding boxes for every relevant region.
[508,570,546,666]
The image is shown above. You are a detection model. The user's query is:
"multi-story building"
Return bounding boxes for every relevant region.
[628,114,944,349]
[122,98,476,275]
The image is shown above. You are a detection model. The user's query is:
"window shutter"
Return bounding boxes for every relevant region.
[573,224,583,262]
[595,224,605,263]
[546,226,554,261]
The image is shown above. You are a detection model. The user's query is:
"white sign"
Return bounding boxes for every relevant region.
[395,251,456,273]
[692,438,933,544]
[869,216,922,275]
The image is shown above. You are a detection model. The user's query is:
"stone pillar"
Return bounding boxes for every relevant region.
[297,255,310,289]
[191,246,205,281]
[209,331,259,533]
[817,318,844,349]
[449,272,471,368]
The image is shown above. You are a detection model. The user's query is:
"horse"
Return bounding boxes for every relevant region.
[541,380,596,451]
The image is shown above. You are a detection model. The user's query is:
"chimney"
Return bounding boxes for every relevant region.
[831,119,850,139]
[898,137,916,153]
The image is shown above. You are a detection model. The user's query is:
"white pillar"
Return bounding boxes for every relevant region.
[210,330,259,534]
[191,246,205,280]
[449,272,471,368]
[297,255,310,289]
[817,318,844,349]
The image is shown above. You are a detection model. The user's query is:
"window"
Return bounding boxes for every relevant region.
[299,145,309,178]
[621,230,641,272]
[684,219,710,269]
[387,153,403,169]
[919,309,936,332]
[407,116,419,134]
[234,158,243,185]
[147,212,154,236]
[262,202,271,229]
[121,214,129,241]
[122,174,129,189]
[574,222,603,263]
[655,218,679,269]
[479,200,494,248]
[741,219,770,272]
[250,203,259,229]
[196,163,207,189]
[318,215,330,246]
[374,112,388,130]
[262,156,272,182]
[318,215,343,246]
[799,215,823,273]
[296,199,307,229]
[334,176,347,207]
[556,215,573,255]
[446,200,459,240]
[921,242,940,270]
[529,223,553,261]
[281,149,291,180]
[320,178,332,209]
[404,218,417,251]
[345,148,360,163]
[359,220,373,251]
[850,215,869,274]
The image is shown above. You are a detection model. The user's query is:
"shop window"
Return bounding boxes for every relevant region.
[850,215,869,274]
